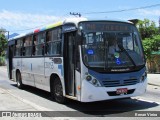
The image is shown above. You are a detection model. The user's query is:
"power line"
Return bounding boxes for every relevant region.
[84,3,160,14]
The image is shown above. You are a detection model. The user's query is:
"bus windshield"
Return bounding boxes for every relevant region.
[79,22,145,72]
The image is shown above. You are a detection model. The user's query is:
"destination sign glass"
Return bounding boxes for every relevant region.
[79,22,132,32]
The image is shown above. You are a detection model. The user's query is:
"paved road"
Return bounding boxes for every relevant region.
[0,66,160,119]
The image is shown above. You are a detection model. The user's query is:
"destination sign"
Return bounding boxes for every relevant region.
[62,24,77,33]
[80,22,132,32]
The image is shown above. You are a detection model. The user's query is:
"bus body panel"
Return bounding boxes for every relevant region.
[81,78,147,102]
[44,57,65,94]
[21,58,35,86]
[12,58,22,81]
[12,57,65,93]
[30,57,45,90]
[75,70,81,101]
[80,55,147,102]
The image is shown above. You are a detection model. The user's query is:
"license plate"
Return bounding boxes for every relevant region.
[116,88,128,94]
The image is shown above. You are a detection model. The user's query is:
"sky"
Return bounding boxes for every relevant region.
[0,0,160,34]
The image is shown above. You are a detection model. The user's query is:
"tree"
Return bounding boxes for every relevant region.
[0,33,7,56]
[137,19,160,72]
[137,19,159,39]
[137,19,159,59]
[142,35,160,72]
[142,35,160,58]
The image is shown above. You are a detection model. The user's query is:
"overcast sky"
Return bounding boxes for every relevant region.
[0,0,160,34]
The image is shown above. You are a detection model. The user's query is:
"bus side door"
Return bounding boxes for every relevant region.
[64,32,76,96]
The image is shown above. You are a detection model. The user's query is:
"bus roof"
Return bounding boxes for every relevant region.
[8,17,133,41]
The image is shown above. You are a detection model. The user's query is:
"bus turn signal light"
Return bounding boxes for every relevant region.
[78,86,81,90]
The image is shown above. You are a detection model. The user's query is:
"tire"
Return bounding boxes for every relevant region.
[16,71,23,89]
[52,77,66,104]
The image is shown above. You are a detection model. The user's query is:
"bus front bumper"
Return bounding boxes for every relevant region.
[81,79,147,102]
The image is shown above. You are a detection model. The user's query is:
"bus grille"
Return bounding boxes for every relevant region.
[102,79,139,87]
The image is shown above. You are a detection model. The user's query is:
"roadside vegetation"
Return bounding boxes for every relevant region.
[137,19,160,73]
[0,29,7,66]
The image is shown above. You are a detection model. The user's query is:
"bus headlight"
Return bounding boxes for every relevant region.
[92,79,97,85]
[85,75,101,87]
[86,75,92,81]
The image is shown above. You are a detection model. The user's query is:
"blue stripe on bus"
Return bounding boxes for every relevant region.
[31,63,32,71]
[88,67,146,86]
[58,65,64,76]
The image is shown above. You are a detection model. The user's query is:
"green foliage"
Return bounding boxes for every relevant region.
[142,35,160,73]
[142,38,153,60]
[142,35,160,72]
[142,35,160,60]
[137,19,159,39]
[137,19,160,60]
[0,33,7,56]
[0,56,5,66]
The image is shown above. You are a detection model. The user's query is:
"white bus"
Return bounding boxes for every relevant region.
[7,18,147,103]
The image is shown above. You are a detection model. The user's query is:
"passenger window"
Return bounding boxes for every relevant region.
[23,36,32,56]
[15,39,23,57]
[45,28,62,56]
[33,33,45,56]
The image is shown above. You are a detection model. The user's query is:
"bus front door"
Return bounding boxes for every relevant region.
[64,32,76,96]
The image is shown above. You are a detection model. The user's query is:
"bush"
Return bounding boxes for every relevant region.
[0,56,6,66]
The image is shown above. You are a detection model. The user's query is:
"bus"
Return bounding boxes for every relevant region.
[7,18,147,103]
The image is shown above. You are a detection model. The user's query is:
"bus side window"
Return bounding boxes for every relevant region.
[15,39,23,57]
[51,29,58,55]
[33,33,45,56]
[32,36,37,56]
[45,28,62,56]
[24,36,32,56]
[46,31,52,55]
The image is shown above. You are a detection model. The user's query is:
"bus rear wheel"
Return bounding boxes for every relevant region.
[16,71,23,89]
[52,77,66,104]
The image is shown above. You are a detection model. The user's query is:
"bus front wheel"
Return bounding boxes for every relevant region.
[16,71,23,89]
[52,77,66,104]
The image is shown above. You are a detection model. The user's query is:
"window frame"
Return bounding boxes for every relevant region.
[14,38,23,57]
[22,35,33,57]
[32,32,45,57]
[45,26,62,57]
[12,26,63,58]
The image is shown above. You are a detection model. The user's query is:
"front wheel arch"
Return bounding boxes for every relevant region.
[50,74,66,104]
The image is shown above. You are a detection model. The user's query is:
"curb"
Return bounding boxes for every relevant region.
[148,83,160,87]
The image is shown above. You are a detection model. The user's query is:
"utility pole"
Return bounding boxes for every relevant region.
[70,12,81,17]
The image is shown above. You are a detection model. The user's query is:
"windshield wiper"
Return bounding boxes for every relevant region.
[117,44,136,67]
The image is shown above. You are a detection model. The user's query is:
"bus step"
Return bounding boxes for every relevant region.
[65,95,77,100]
